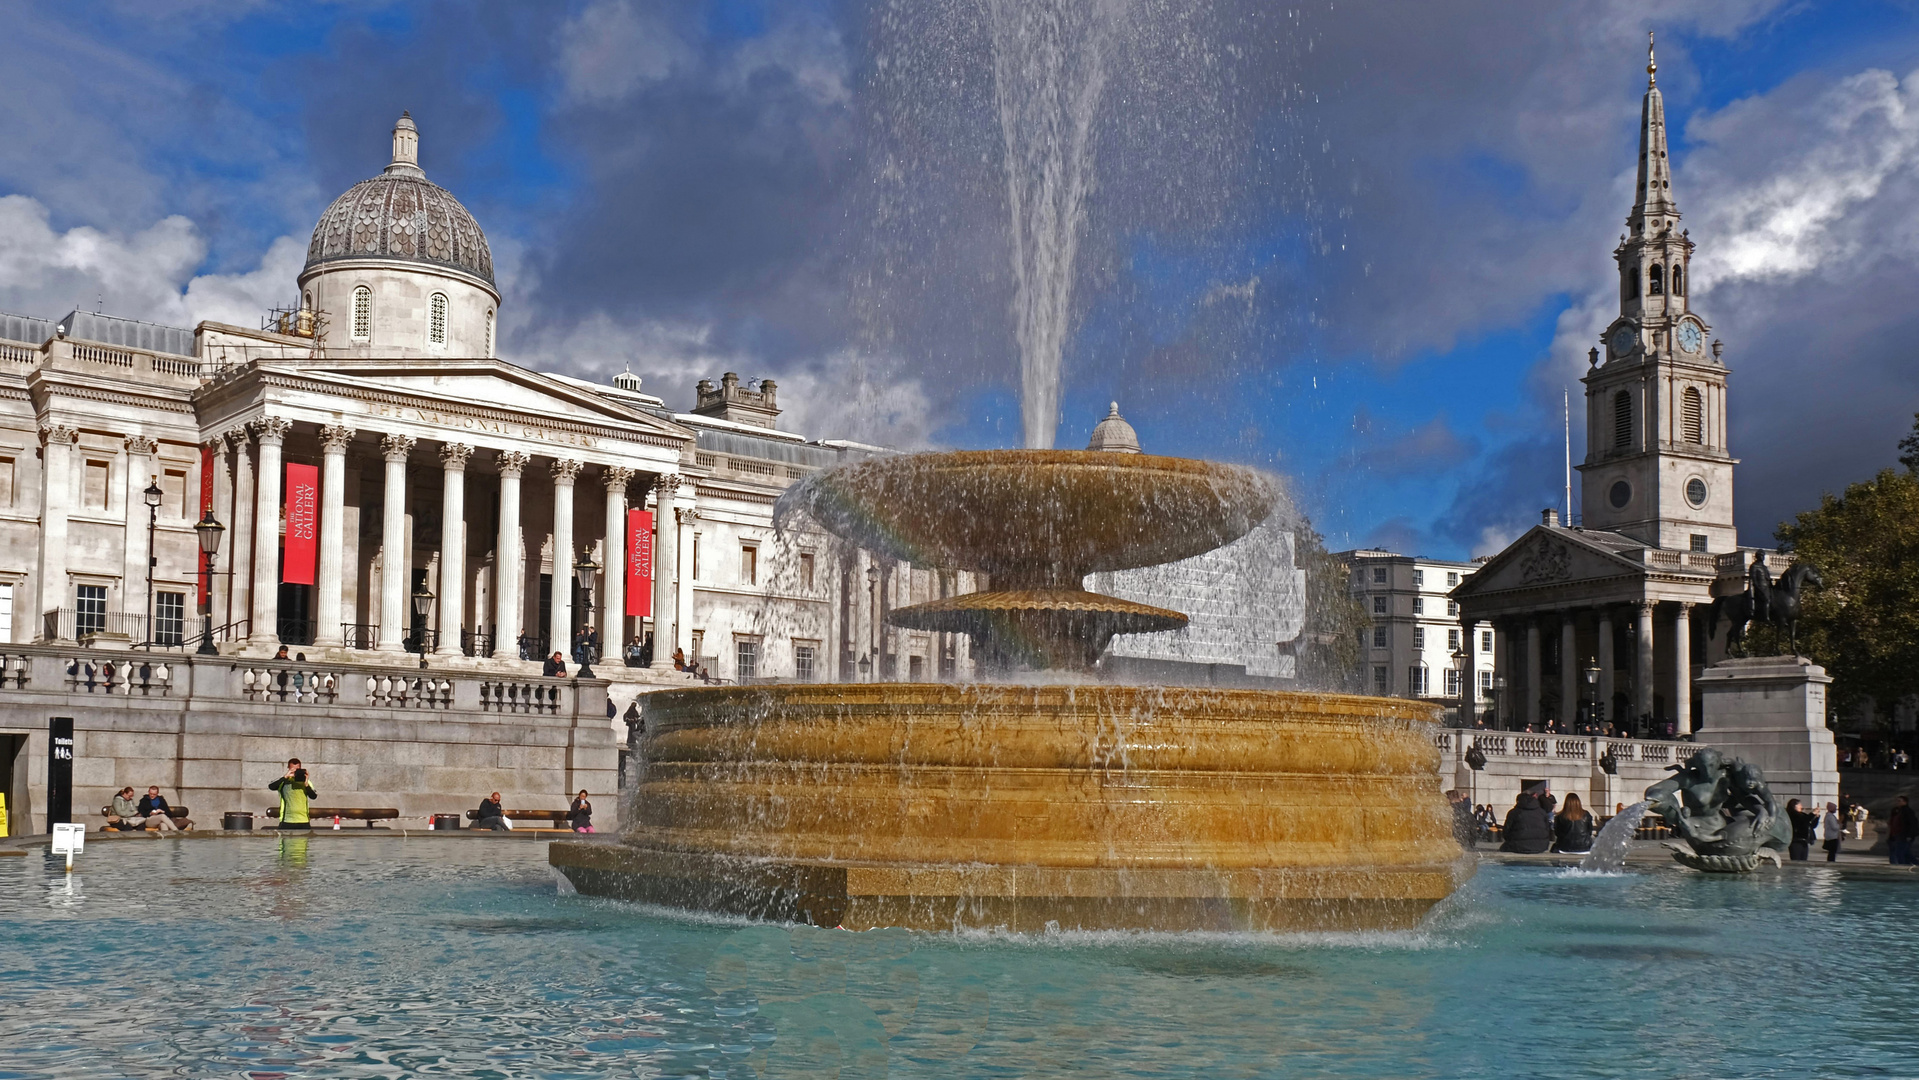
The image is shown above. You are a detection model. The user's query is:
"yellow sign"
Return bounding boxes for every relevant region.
[0,792,9,838]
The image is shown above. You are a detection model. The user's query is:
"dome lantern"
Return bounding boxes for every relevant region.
[1087,402,1142,454]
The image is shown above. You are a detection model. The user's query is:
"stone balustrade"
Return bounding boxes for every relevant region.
[1435,727,1687,811]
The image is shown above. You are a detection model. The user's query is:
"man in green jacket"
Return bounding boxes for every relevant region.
[268,758,317,830]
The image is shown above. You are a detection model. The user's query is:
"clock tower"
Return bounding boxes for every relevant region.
[1577,34,1736,553]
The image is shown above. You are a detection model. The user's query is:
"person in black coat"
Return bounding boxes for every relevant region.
[1500,791,1553,854]
[474,792,508,831]
[1785,798,1817,861]
[568,789,594,833]
[1550,793,1595,854]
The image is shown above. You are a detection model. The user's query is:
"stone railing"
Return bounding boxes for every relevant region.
[479,679,564,714]
[1440,731,1679,765]
[11,338,206,387]
[60,656,175,696]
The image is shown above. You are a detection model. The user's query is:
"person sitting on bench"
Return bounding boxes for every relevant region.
[108,787,145,830]
[474,792,509,831]
[137,786,190,831]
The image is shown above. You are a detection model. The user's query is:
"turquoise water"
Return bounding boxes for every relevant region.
[1,838,1912,1078]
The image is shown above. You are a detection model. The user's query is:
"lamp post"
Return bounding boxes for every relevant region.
[858,653,872,682]
[574,548,600,679]
[1450,646,1467,728]
[410,583,435,669]
[1491,674,1508,731]
[142,476,162,649]
[866,564,881,682]
[193,510,225,656]
[1584,661,1601,734]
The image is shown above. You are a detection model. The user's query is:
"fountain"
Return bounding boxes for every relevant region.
[550,437,1468,932]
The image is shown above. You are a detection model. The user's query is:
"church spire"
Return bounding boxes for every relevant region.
[1630,32,1678,231]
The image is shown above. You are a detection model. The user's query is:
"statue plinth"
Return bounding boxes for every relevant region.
[1697,656,1839,809]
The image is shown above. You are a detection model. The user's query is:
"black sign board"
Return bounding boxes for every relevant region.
[47,716,74,830]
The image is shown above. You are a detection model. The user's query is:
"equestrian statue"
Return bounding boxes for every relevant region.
[1709,554,1822,656]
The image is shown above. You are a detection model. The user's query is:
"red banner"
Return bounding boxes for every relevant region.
[283,463,318,585]
[197,444,215,605]
[626,509,653,617]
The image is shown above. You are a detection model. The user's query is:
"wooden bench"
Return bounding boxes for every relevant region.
[466,808,571,825]
[266,807,400,827]
[100,805,191,830]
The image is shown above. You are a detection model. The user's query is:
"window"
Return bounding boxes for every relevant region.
[0,456,12,507]
[1413,569,1424,587]
[1447,600,1459,617]
[794,641,818,682]
[1373,666,1388,693]
[1671,263,1683,295]
[1409,666,1428,695]
[1373,596,1387,615]
[1623,265,1639,300]
[1479,669,1494,696]
[484,310,494,356]
[1446,571,1459,587]
[1372,626,1387,648]
[909,655,925,681]
[162,469,187,519]
[1690,534,1709,553]
[740,544,758,586]
[799,552,816,590]
[1649,263,1664,295]
[1444,668,1462,697]
[351,285,372,341]
[76,584,107,637]
[1613,391,1633,449]
[429,292,448,345]
[735,637,759,680]
[1448,628,1461,651]
[1371,567,1386,585]
[1682,387,1703,444]
[0,582,11,643]
[1412,597,1424,615]
[1686,478,1708,508]
[1481,630,1493,653]
[154,591,185,646]
[1413,627,1425,648]
[83,459,110,511]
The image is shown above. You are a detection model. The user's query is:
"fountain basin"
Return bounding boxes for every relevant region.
[550,684,1467,932]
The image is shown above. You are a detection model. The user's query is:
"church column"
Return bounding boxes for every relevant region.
[225,427,254,634]
[1634,600,1656,726]
[376,434,415,651]
[122,435,158,638]
[676,503,700,659]
[249,417,291,648]
[34,424,78,638]
[1458,619,1478,726]
[313,425,354,647]
[1673,603,1693,737]
[548,458,581,663]
[1491,621,1509,727]
[602,467,632,657]
[436,443,470,655]
[1559,612,1578,729]
[648,475,679,670]
[1524,618,1542,729]
[1597,608,1616,727]
[491,451,528,659]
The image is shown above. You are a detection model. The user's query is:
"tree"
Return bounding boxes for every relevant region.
[1771,467,1919,727]
[1898,411,1919,471]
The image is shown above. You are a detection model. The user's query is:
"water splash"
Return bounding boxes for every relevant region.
[985,0,1126,448]
[1578,799,1653,874]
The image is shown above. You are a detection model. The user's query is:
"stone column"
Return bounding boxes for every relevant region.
[1634,600,1656,725]
[1673,603,1693,737]
[1597,608,1616,728]
[249,417,292,648]
[676,504,700,658]
[225,427,254,634]
[1492,621,1509,727]
[549,458,581,662]
[34,424,78,638]
[1559,612,1578,729]
[648,475,679,671]
[122,435,158,638]
[491,451,528,659]
[313,425,354,647]
[602,467,632,656]
[376,434,415,651]
[1524,618,1542,729]
[1458,619,1477,726]
[203,436,229,638]
[437,443,471,655]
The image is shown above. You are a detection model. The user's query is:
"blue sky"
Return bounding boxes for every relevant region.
[7,1,1919,560]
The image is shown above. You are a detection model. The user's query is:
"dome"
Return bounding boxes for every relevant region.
[303,113,495,286]
[1086,402,1142,454]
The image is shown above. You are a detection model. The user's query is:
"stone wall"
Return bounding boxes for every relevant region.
[1434,730,1682,814]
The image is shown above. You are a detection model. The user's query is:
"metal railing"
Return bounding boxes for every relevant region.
[43,608,146,643]
[461,629,494,657]
[341,623,379,650]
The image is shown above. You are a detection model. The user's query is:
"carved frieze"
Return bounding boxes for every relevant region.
[1519,536,1573,584]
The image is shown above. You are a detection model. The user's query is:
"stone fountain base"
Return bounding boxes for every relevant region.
[549,684,1468,933]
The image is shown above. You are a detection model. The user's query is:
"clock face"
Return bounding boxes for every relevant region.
[1611,326,1636,356]
[1677,320,1704,354]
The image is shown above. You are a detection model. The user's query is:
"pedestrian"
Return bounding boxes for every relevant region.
[1786,798,1816,861]
[1851,802,1870,840]
[1888,796,1918,866]
[1551,793,1595,854]
[474,791,508,831]
[1821,802,1845,863]
[1446,789,1475,849]
[1500,788,1552,854]
[269,758,316,830]
[275,644,289,660]
[569,789,595,833]
[544,650,567,678]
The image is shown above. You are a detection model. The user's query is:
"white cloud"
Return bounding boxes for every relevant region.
[556,1,693,103]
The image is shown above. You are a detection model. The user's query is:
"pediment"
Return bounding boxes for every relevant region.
[294,359,691,442]
[1452,527,1642,598]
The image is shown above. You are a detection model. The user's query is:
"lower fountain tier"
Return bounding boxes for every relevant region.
[887,588,1186,671]
[550,684,1470,932]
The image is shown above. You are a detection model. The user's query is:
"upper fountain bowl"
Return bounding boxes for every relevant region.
[778,450,1278,585]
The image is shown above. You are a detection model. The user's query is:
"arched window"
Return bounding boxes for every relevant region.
[429,292,448,346]
[1613,390,1633,449]
[1648,264,1664,295]
[1682,387,1703,444]
[1623,266,1638,300]
[1670,263,1683,295]
[351,286,372,341]
[485,309,494,357]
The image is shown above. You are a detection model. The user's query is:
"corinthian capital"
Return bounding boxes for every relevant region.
[38,423,78,447]
[319,424,356,452]
[652,472,682,496]
[551,458,583,484]
[440,442,473,470]
[223,426,250,450]
[496,450,530,478]
[675,506,701,525]
[381,433,416,462]
[251,416,294,445]
[123,434,159,456]
[603,465,635,491]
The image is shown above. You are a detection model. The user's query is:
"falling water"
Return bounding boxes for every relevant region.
[984,0,1125,449]
[1578,799,1653,873]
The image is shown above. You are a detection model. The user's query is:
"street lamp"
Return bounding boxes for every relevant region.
[1491,674,1508,731]
[857,652,872,681]
[574,548,600,679]
[1450,646,1468,727]
[1584,661,1601,733]
[866,564,881,682]
[142,476,162,649]
[410,582,436,668]
[193,510,225,656]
